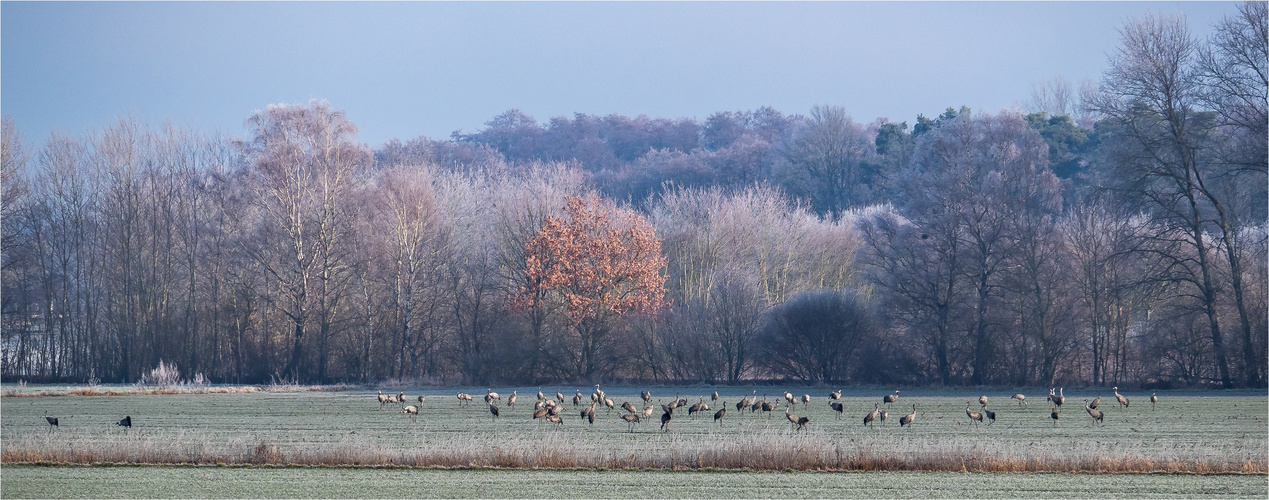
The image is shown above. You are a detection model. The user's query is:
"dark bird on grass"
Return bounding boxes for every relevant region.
[900,404,916,427]
[761,400,776,415]
[641,390,652,403]
[417,395,426,406]
[884,390,900,406]
[802,394,811,405]
[534,408,549,420]
[620,412,641,432]
[1050,407,1060,426]
[403,405,419,420]
[377,390,389,407]
[488,403,500,419]
[712,391,719,402]
[965,401,983,426]
[1011,393,1027,406]
[573,393,581,406]
[675,395,689,408]
[548,403,563,417]
[44,412,58,428]
[1084,399,1104,425]
[508,391,518,407]
[1150,393,1158,409]
[397,392,406,406]
[546,414,563,426]
[981,405,995,425]
[1113,387,1129,408]
[830,401,844,419]
[537,387,545,400]
[796,415,809,432]
[660,410,672,431]
[878,408,888,425]
[1089,395,1100,410]
[864,403,879,427]
[556,391,565,403]
[486,389,501,401]
[714,404,726,426]
[784,391,796,406]
[830,390,841,400]
[117,416,132,428]
[604,398,615,411]
[623,401,638,414]
[978,395,988,406]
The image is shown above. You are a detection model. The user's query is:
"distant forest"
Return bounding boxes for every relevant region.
[2,5,1265,388]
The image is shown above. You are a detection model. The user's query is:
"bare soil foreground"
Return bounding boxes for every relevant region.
[2,385,1265,476]
[1,465,1266,499]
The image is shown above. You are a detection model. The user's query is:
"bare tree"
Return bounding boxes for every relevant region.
[239,100,369,381]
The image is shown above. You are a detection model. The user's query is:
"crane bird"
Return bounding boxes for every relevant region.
[978,395,988,406]
[965,401,984,426]
[417,395,426,406]
[1050,407,1060,426]
[829,390,841,400]
[899,404,916,427]
[784,391,796,406]
[488,403,500,420]
[784,406,799,430]
[622,401,638,414]
[802,394,811,405]
[377,390,389,407]
[44,414,58,429]
[1112,387,1129,408]
[641,390,652,403]
[546,414,564,426]
[883,390,900,406]
[660,410,672,432]
[689,397,705,417]
[714,404,726,426]
[1084,399,1104,425]
[117,416,132,428]
[548,403,563,417]
[620,412,641,432]
[712,391,719,401]
[556,391,565,403]
[864,403,879,427]
[829,401,844,419]
[796,415,809,432]
[402,405,419,420]
[1150,393,1158,410]
[1089,395,1100,410]
[878,408,889,425]
[1011,393,1027,406]
[1050,388,1065,408]
[604,398,615,412]
[534,408,550,421]
[643,405,655,418]
[397,392,406,406]
[537,387,545,400]
[594,385,606,403]
[508,391,518,407]
[980,405,995,425]
[573,393,582,406]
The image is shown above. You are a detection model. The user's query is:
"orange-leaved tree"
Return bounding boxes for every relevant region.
[516,194,668,379]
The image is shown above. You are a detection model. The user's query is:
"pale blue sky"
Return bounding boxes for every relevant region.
[1,1,1235,146]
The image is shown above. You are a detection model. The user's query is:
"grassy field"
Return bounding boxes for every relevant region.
[2,384,1265,475]
[2,465,1266,499]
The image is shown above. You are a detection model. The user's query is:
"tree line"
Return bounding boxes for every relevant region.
[1,5,1264,387]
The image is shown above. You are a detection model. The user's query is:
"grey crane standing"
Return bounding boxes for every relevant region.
[1050,406,1060,426]
[714,404,726,427]
[864,403,879,427]
[965,401,984,426]
[883,390,900,407]
[1011,393,1027,406]
[1084,399,1104,425]
[1113,387,1129,408]
[117,416,132,428]
[1150,393,1158,410]
[899,404,916,427]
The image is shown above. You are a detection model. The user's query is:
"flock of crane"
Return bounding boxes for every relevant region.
[371,385,1161,432]
[34,385,1161,434]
